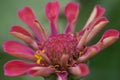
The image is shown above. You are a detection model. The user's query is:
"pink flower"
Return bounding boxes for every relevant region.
[3,0,119,80]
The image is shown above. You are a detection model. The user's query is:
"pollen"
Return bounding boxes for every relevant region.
[79,51,83,56]
[42,49,45,53]
[55,65,60,68]
[79,46,87,56]
[55,70,61,73]
[66,64,71,67]
[35,52,43,65]
[55,70,67,73]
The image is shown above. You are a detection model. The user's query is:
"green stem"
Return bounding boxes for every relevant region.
[44,74,83,80]
[67,73,81,80]
[44,74,57,80]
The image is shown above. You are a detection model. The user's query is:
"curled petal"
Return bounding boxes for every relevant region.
[34,20,48,41]
[77,28,90,50]
[84,5,105,29]
[98,29,119,49]
[95,5,105,17]
[28,66,55,76]
[78,29,119,62]
[78,16,101,36]
[85,17,109,44]
[69,63,89,77]
[64,2,80,34]
[18,6,42,41]
[10,25,32,37]
[3,40,35,61]
[10,26,38,49]
[78,17,106,46]
[4,60,35,76]
[45,1,60,35]
[57,72,68,80]
[78,45,99,62]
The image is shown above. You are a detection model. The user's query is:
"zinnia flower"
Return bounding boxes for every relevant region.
[3,0,119,80]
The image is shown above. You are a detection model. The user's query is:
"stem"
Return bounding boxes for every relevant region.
[44,74,57,80]
[43,73,84,80]
[68,73,81,80]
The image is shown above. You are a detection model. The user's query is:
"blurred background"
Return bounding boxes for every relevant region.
[0,0,120,80]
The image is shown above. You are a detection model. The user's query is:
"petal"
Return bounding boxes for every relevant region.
[78,45,99,62]
[69,63,89,77]
[64,2,79,23]
[84,5,105,29]
[85,17,109,44]
[4,60,35,76]
[98,29,119,48]
[27,66,55,76]
[45,1,60,21]
[78,17,108,47]
[64,2,80,34]
[78,29,119,62]
[45,1,60,35]
[18,6,35,26]
[34,20,48,41]
[18,6,42,41]
[77,28,90,50]
[3,40,35,61]
[60,54,69,67]
[78,16,102,36]
[10,26,38,49]
[10,25,32,37]
[78,17,106,48]
[57,72,68,80]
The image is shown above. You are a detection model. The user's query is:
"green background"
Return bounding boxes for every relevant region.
[0,0,120,80]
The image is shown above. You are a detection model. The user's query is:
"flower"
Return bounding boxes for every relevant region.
[3,0,119,80]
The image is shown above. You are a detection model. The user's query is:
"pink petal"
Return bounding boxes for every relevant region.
[64,2,79,23]
[69,63,89,77]
[18,6,42,41]
[78,45,99,62]
[4,60,35,76]
[10,26,38,49]
[98,29,119,48]
[78,17,105,46]
[77,28,90,50]
[57,72,68,80]
[34,20,48,41]
[78,29,119,62]
[10,25,32,37]
[85,17,109,44]
[84,5,105,29]
[64,2,80,34]
[18,6,35,26]
[45,1,60,35]
[60,54,69,67]
[27,66,55,76]
[3,40,35,61]
[45,1,60,21]
[78,17,108,47]
[95,5,105,18]
[101,29,119,40]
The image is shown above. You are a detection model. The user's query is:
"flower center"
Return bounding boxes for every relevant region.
[44,34,78,65]
[34,34,81,72]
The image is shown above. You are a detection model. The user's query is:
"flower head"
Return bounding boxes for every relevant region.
[3,0,119,80]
